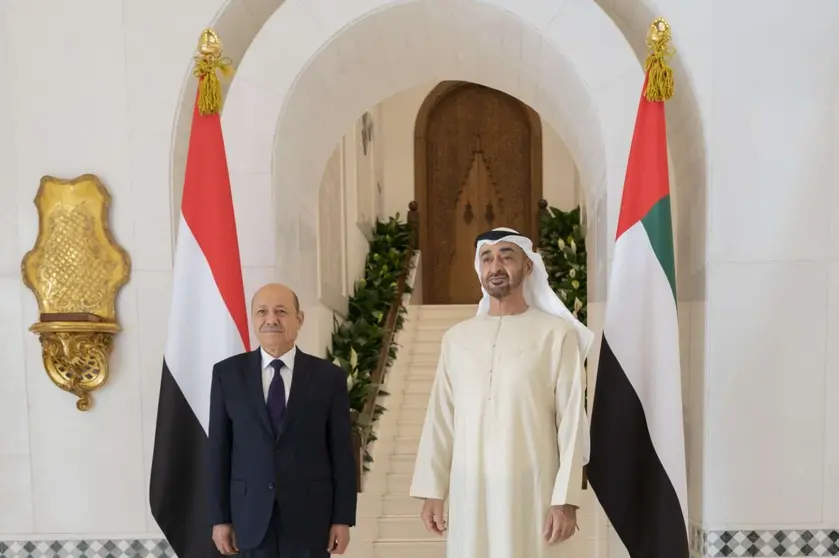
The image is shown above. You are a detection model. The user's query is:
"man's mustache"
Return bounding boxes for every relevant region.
[487,271,509,280]
[260,325,283,332]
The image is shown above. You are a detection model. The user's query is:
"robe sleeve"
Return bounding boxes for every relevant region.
[550,329,590,507]
[409,334,455,501]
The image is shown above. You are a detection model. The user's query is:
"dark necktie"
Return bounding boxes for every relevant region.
[266,359,286,434]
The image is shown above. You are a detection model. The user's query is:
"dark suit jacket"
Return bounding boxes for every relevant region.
[206,347,357,550]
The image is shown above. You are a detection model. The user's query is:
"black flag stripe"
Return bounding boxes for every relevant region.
[149,359,223,558]
[587,337,689,557]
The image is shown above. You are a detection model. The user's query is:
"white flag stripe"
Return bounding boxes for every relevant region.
[603,221,688,523]
[164,214,246,435]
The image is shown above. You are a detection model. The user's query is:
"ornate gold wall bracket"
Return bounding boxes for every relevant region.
[21,174,131,411]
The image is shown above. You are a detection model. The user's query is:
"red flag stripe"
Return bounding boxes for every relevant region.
[180,90,250,351]
[614,74,670,241]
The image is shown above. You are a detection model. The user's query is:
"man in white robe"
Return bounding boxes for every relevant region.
[409,227,594,558]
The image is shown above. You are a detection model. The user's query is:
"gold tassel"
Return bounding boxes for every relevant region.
[193,29,235,116]
[643,18,675,102]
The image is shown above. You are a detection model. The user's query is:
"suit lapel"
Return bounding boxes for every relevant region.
[244,349,273,436]
[277,349,314,439]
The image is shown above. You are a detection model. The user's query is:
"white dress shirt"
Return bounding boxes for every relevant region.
[260,345,296,403]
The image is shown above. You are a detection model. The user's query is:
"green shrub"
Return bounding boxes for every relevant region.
[327,215,413,467]
[538,205,587,325]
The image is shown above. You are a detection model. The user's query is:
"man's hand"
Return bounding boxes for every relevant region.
[543,505,578,544]
[327,524,350,554]
[212,523,238,555]
[420,498,446,535]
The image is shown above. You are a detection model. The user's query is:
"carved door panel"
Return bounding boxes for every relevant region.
[417,82,542,304]
[450,151,488,304]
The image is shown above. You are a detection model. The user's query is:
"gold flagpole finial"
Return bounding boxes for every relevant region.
[644,18,675,102]
[193,28,234,116]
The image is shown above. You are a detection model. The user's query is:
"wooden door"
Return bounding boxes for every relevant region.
[415,82,543,305]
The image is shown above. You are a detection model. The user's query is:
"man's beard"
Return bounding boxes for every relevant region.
[483,271,523,299]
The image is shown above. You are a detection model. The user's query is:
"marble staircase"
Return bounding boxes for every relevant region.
[345,304,475,558]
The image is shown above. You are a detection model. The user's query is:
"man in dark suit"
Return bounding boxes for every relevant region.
[207,283,357,557]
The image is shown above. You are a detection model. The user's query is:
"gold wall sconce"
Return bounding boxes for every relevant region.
[21,174,131,411]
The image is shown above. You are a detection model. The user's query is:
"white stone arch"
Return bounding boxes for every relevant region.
[267,0,638,205]
[166,0,709,534]
[168,0,708,310]
[208,0,644,304]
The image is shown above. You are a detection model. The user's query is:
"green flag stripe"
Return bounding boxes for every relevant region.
[641,195,676,300]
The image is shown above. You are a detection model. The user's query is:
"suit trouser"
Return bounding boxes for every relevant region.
[241,504,328,558]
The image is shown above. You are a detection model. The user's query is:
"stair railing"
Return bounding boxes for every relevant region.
[350,203,419,491]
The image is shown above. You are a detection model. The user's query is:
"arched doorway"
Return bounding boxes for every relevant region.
[414,81,543,305]
[177,2,711,556]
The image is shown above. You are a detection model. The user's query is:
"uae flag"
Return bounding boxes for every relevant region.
[149,89,250,558]
[586,74,689,557]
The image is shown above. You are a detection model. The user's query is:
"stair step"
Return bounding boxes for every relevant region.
[410,352,442,365]
[406,373,436,383]
[397,420,423,437]
[410,342,443,355]
[400,406,428,423]
[406,364,437,375]
[416,314,465,324]
[379,515,440,540]
[374,539,446,558]
[405,376,435,387]
[415,324,456,333]
[403,391,430,407]
[415,315,465,327]
[415,318,470,327]
[394,436,420,456]
[419,305,477,318]
[382,495,423,516]
[415,329,447,343]
[405,377,433,392]
[389,454,417,474]
[386,473,414,494]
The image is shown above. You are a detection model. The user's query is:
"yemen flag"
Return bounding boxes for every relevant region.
[587,74,689,557]
[149,89,250,558]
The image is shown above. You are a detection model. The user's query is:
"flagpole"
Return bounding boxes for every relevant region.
[586,17,688,558]
[149,29,246,558]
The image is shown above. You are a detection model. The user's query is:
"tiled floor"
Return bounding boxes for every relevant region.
[0,540,173,558]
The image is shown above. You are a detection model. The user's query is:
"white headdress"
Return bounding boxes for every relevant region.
[474,227,594,359]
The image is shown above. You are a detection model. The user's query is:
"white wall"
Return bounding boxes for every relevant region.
[0,0,186,538]
[308,118,386,356]
[1,0,838,553]
[0,0,384,539]
[701,3,839,531]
